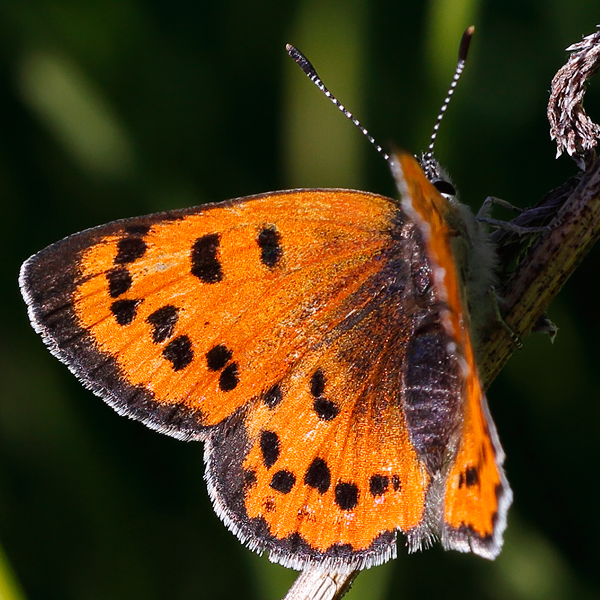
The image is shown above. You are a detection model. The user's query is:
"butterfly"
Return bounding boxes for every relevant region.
[19,26,511,573]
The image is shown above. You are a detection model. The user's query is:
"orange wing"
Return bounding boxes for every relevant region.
[21,190,397,439]
[392,151,512,560]
[20,178,511,570]
[206,286,434,571]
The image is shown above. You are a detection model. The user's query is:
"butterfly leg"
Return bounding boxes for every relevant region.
[488,286,523,349]
[477,196,550,235]
[477,216,550,235]
[477,195,523,218]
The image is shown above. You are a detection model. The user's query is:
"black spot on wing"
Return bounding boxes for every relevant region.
[310,368,339,420]
[369,475,389,497]
[335,482,359,511]
[257,225,282,268]
[147,305,178,343]
[107,267,132,298]
[219,363,239,392]
[191,234,223,283]
[313,398,339,421]
[310,368,325,397]
[262,384,282,408]
[163,335,194,371]
[466,466,480,486]
[111,299,141,326]
[125,224,151,235]
[260,431,280,469]
[206,344,233,371]
[304,458,331,494]
[115,237,147,264]
[459,466,480,488]
[270,470,296,494]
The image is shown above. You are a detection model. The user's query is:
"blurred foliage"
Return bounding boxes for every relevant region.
[1,0,600,599]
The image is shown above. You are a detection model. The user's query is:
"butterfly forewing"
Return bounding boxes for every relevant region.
[21,190,397,440]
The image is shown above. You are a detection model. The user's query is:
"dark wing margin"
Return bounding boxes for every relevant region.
[19,211,209,441]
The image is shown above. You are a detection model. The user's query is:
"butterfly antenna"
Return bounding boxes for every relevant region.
[286,43,390,161]
[423,25,475,164]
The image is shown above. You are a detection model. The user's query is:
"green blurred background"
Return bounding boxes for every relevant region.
[1,0,599,598]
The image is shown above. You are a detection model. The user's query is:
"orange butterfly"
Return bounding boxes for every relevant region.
[19,27,511,573]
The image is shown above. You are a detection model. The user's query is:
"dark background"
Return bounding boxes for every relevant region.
[1,1,599,599]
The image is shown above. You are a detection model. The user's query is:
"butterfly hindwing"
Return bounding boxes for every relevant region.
[205,247,442,571]
[441,362,511,558]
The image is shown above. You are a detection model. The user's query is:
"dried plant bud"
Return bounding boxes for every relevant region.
[548,26,600,170]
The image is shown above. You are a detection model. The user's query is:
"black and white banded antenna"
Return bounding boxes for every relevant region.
[422,25,474,168]
[287,26,474,174]
[286,43,390,162]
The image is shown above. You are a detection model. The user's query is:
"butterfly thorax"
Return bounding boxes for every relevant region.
[449,202,497,342]
[419,154,497,351]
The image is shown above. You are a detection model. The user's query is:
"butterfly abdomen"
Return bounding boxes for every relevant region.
[402,317,464,474]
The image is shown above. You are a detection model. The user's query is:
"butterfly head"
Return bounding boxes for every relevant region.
[419,154,458,201]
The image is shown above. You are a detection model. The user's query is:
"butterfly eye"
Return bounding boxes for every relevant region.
[433,180,456,196]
